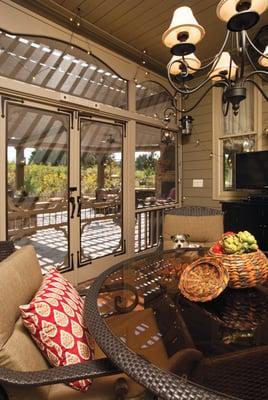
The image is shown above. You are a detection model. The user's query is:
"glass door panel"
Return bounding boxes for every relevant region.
[80,118,123,263]
[6,103,70,272]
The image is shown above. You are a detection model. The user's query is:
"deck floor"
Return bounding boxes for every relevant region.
[14,210,149,272]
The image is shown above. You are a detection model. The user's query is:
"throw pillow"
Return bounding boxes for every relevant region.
[20,267,94,392]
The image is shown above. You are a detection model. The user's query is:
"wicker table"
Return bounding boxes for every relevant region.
[85,248,268,400]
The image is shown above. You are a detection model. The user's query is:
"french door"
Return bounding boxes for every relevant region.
[5,101,71,272]
[3,98,126,282]
[79,117,124,266]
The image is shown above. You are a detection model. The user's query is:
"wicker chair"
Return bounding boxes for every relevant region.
[163,206,224,250]
[191,346,268,400]
[0,241,15,262]
[0,245,146,400]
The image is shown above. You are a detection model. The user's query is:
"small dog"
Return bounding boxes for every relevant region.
[170,234,201,249]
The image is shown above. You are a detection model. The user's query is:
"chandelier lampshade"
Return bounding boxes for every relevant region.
[258,45,268,68]
[209,52,238,81]
[162,6,205,56]
[162,2,268,118]
[217,0,268,31]
[168,54,201,76]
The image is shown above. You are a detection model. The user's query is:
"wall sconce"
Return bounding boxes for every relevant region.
[161,129,175,145]
[179,115,194,135]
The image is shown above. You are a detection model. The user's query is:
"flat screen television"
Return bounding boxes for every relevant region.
[235,151,268,190]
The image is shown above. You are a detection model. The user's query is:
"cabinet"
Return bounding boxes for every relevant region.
[221,201,268,251]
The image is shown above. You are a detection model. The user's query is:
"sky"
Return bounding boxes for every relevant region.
[8,147,160,164]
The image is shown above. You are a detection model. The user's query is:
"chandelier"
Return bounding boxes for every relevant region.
[162,0,268,116]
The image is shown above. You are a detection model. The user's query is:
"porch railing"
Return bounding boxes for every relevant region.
[134,205,176,253]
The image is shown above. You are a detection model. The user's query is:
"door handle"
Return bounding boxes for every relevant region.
[68,187,77,219]
[69,197,76,218]
[77,196,81,218]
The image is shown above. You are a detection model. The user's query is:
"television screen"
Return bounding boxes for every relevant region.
[236,151,268,190]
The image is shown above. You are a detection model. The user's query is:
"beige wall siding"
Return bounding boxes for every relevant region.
[181,91,221,208]
[262,81,268,150]
[182,79,268,207]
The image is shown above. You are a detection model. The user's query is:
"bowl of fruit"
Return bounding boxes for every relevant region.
[209,231,268,289]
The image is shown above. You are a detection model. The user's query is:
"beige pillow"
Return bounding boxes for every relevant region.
[163,214,223,243]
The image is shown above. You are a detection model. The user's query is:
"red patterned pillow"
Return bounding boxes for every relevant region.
[19,268,94,392]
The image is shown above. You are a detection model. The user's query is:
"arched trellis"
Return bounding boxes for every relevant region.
[135,79,177,124]
[0,28,128,109]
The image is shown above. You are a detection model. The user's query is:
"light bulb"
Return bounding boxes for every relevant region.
[209,52,237,81]
[168,53,201,75]
[258,45,268,68]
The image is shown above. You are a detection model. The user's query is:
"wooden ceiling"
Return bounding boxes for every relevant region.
[10,0,268,76]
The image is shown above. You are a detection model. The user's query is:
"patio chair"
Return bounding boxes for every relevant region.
[0,241,15,262]
[191,346,268,400]
[7,197,38,239]
[163,206,224,250]
[0,245,146,400]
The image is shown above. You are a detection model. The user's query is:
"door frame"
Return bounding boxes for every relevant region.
[3,97,77,280]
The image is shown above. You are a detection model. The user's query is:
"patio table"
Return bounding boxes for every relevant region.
[85,248,268,400]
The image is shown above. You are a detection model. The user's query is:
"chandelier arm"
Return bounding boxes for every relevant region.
[222,99,230,117]
[171,83,228,114]
[245,31,268,60]
[228,32,234,81]
[243,70,268,84]
[168,31,231,76]
[164,107,176,115]
[204,30,231,76]
[187,30,231,73]
[168,59,189,78]
[244,46,268,84]
[167,67,229,95]
[245,79,268,102]
[163,107,176,121]
[239,31,246,80]
[244,46,260,72]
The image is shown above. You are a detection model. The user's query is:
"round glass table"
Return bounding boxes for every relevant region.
[85,248,268,400]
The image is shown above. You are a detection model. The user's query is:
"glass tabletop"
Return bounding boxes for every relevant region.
[88,248,268,400]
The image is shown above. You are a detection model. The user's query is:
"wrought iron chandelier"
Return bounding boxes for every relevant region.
[162,0,268,116]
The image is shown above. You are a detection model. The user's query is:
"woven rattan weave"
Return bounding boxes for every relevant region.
[0,241,15,262]
[84,250,237,400]
[179,257,229,302]
[208,249,268,288]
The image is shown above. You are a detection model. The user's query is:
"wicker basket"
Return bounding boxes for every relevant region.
[200,288,268,331]
[178,257,229,302]
[208,249,268,289]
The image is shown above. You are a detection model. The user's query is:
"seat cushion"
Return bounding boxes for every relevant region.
[20,268,94,392]
[49,374,145,400]
[0,245,43,347]
[1,317,50,400]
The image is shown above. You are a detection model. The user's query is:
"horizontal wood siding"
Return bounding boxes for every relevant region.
[181,91,220,209]
[262,82,268,150]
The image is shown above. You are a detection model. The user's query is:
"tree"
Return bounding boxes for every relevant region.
[135,152,156,170]
[28,149,67,166]
[81,153,97,168]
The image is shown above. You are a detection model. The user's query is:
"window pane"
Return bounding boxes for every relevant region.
[7,104,70,272]
[136,81,174,121]
[136,124,176,207]
[223,135,256,191]
[0,31,127,109]
[80,120,123,262]
[223,84,254,135]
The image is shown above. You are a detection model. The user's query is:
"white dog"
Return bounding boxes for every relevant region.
[170,234,201,249]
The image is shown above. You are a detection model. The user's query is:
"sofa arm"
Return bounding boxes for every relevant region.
[0,358,120,387]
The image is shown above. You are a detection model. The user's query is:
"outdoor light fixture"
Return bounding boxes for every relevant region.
[162,1,268,116]
[179,115,194,135]
[161,129,175,145]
